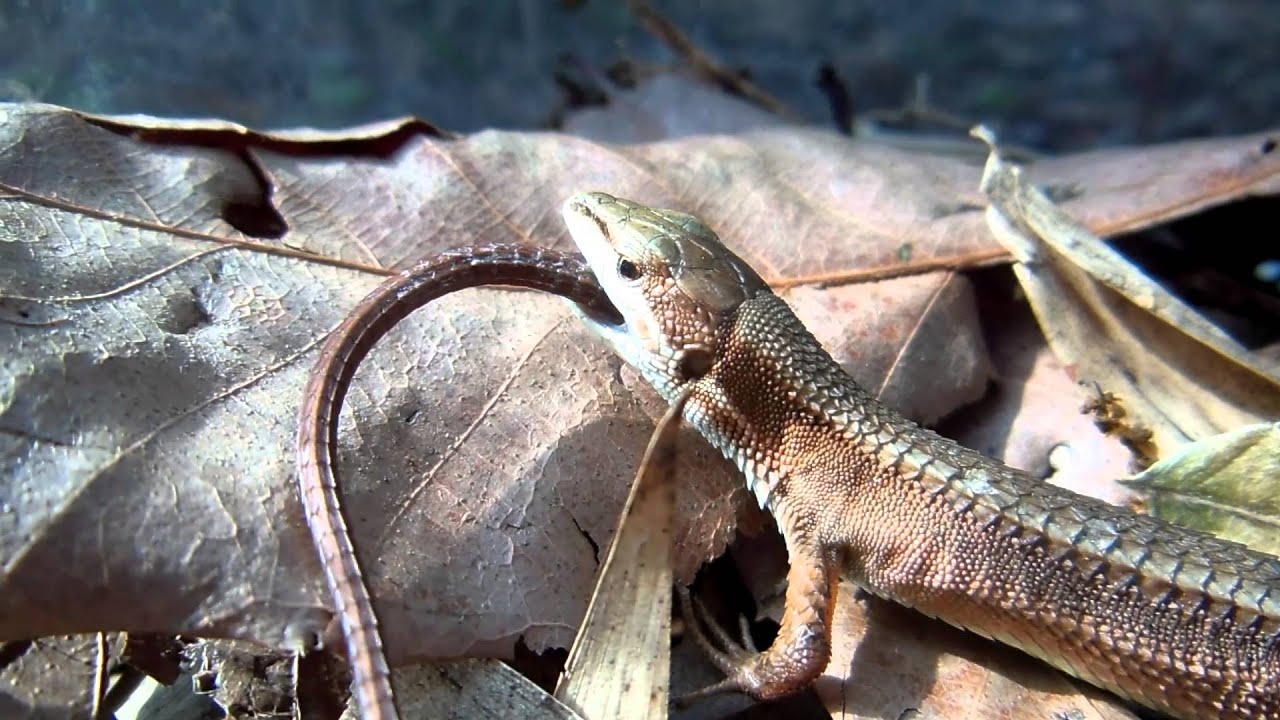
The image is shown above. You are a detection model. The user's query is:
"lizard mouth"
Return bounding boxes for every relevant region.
[578,298,626,336]
[576,303,630,348]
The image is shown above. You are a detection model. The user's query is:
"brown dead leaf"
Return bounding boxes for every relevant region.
[978,126,1280,456]
[788,273,994,425]
[0,103,994,668]
[0,102,744,670]
[184,638,298,718]
[0,634,125,718]
[3,102,1279,719]
[556,391,689,720]
[1024,133,1280,236]
[364,659,582,720]
[942,280,1135,506]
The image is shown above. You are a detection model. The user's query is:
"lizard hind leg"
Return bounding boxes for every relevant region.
[675,540,842,705]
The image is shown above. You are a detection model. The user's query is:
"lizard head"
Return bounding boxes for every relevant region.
[563,191,769,398]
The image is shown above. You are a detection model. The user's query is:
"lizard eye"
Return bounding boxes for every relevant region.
[617,258,643,281]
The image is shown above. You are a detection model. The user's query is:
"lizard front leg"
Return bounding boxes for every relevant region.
[682,523,843,702]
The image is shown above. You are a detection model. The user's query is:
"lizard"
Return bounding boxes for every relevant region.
[296,245,622,720]
[561,190,1280,720]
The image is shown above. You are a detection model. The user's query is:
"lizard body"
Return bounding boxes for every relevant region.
[563,190,1280,720]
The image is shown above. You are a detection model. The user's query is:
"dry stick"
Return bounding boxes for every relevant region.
[556,389,692,719]
[628,0,801,121]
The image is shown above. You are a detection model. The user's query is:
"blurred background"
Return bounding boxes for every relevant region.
[1,0,1276,150]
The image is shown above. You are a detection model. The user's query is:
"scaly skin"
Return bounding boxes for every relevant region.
[563,190,1280,720]
[296,245,620,719]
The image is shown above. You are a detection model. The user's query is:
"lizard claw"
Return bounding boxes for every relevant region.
[675,585,763,705]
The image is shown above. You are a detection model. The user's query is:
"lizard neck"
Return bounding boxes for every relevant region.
[683,293,903,515]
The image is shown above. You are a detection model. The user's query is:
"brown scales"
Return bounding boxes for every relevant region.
[565,190,1280,720]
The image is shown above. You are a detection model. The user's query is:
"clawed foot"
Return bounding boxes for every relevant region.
[674,585,764,706]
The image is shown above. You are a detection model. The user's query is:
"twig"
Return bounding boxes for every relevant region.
[629,0,801,120]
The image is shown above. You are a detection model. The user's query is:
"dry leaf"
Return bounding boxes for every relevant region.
[1023,133,1280,236]
[184,639,298,718]
[942,283,1134,505]
[0,103,1001,666]
[353,659,580,720]
[976,125,1280,457]
[788,274,993,425]
[1124,422,1280,555]
[4,103,1279,718]
[556,392,689,720]
[0,634,127,720]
